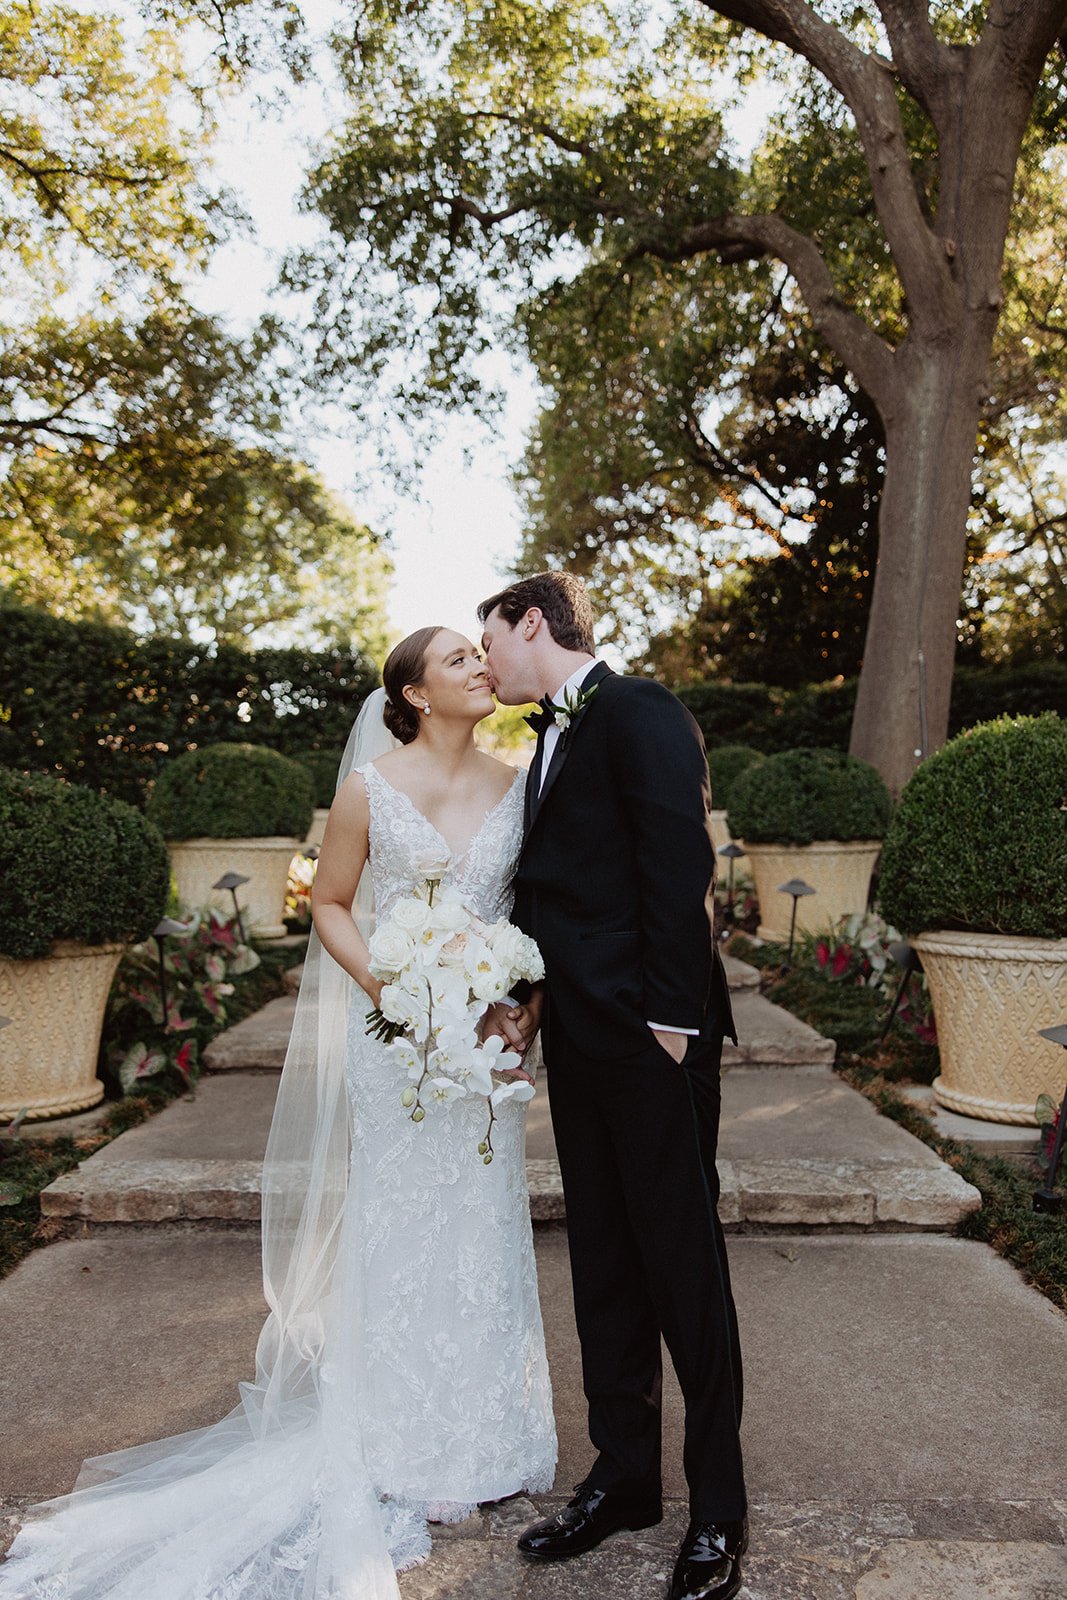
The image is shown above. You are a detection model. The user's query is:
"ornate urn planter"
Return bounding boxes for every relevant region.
[879,713,1067,1127]
[148,744,315,941]
[167,838,302,939]
[0,941,126,1120]
[913,931,1067,1125]
[304,809,331,849]
[743,840,882,941]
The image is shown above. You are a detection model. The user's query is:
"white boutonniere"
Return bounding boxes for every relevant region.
[544,679,600,733]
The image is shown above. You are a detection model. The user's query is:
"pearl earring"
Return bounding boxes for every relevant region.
[421,704,431,715]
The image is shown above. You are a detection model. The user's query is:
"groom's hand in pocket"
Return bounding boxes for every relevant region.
[650,1027,688,1063]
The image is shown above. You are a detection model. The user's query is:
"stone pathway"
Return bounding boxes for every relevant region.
[4,955,1065,1597]
[40,955,977,1231]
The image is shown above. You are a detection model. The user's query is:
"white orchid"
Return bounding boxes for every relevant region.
[362,866,543,1157]
[490,1078,536,1108]
[428,1076,469,1105]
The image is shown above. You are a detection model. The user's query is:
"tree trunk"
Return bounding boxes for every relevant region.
[849,332,992,797]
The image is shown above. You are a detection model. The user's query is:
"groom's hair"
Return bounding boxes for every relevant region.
[478,572,595,652]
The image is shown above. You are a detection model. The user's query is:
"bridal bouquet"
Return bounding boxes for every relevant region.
[364,850,544,1162]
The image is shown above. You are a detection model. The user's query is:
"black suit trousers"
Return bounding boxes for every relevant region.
[543,1001,747,1522]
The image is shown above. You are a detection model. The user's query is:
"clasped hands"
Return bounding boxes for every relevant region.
[481,987,542,1084]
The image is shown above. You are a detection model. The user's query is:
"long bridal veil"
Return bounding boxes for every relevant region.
[0,690,406,1600]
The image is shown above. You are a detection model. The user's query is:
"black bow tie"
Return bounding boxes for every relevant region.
[525,705,551,733]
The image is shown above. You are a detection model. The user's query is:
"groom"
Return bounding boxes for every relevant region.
[479,573,747,1600]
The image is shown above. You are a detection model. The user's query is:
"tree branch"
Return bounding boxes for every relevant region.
[695,1,958,331]
[626,211,897,414]
[873,1,964,128]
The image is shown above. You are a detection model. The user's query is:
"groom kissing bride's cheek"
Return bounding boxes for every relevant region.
[480,572,748,1600]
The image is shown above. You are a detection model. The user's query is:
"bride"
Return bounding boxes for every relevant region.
[0,626,556,1600]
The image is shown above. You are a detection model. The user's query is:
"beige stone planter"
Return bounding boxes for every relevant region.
[168,838,302,939]
[304,808,331,849]
[913,931,1067,1125]
[709,810,751,877]
[743,840,882,941]
[0,941,124,1120]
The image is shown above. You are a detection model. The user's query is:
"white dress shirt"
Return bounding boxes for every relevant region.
[537,659,696,1040]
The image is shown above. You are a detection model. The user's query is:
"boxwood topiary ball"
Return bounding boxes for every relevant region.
[707,745,766,818]
[147,744,315,841]
[878,714,1067,939]
[726,746,892,847]
[0,768,170,961]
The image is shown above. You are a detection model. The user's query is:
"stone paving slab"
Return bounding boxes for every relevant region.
[4,1230,1067,1592]
[201,986,833,1075]
[899,1083,1045,1160]
[201,995,296,1071]
[40,1061,979,1229]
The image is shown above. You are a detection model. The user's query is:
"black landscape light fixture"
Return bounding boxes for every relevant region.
[718,842,745,929]
[880,940,924,1042]
[777,878,816,967]
[213,871,251,942]
[1032,1024,1067,1215]
[151,917,189,1028]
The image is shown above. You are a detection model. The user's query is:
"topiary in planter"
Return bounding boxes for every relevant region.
[707,745,765,818]
[0,768,170,961]
[147,743,315,841]
[727,747,892,847]
[879,714,1067,939]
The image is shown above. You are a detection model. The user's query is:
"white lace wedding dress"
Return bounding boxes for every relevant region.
[0,761,555,1599]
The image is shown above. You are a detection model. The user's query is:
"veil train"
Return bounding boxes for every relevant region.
[0,689,407,1600]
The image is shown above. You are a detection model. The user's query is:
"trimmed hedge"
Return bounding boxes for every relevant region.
[147,744,315,840]
[678,661,1067,754]
[727,747,892,846]
[878,714,1067,939]
[293,749,341,809]
[0,601,379,808]
[0,768,170,960]
[707,745,766,817]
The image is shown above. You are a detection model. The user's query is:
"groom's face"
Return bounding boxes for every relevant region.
[480,607,537,706]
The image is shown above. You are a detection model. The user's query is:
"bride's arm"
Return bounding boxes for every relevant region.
[311,773,382,1004]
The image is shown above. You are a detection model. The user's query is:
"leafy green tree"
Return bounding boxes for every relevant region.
[294,0,1067,793]
[0,2,391,654]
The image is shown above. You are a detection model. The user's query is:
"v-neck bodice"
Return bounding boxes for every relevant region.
[359,761,526,922]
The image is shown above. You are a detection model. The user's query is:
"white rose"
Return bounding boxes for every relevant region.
[486,920,524,972]
[425,897,468,934]
[411,847,453,881]
[368,923,416,976]
[391,896,431,934]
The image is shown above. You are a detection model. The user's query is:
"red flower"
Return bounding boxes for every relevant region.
[831,944,852,978]
[173,1042,196,1083]
[815,940,830,967]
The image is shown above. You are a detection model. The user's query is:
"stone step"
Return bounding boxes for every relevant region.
[202,985,832,1075]
[41,1064,979,1232]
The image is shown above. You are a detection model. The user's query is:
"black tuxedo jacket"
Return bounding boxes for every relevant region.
[514,663,736,1059]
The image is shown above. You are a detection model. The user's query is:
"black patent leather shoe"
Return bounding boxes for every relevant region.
[668,1516,749,1600]
[517,1482,663,1561]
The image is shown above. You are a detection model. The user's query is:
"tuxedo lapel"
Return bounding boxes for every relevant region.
[524,662,614,841]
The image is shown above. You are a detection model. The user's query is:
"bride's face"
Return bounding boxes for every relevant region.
[410,631,495,723]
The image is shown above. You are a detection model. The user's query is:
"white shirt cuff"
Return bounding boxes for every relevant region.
[646,1022,699,1036]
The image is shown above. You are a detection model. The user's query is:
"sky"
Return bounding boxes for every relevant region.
[186,6,773,653]
[187,12,543,649]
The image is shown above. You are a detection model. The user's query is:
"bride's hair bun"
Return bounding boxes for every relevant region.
[381,626,445,745]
